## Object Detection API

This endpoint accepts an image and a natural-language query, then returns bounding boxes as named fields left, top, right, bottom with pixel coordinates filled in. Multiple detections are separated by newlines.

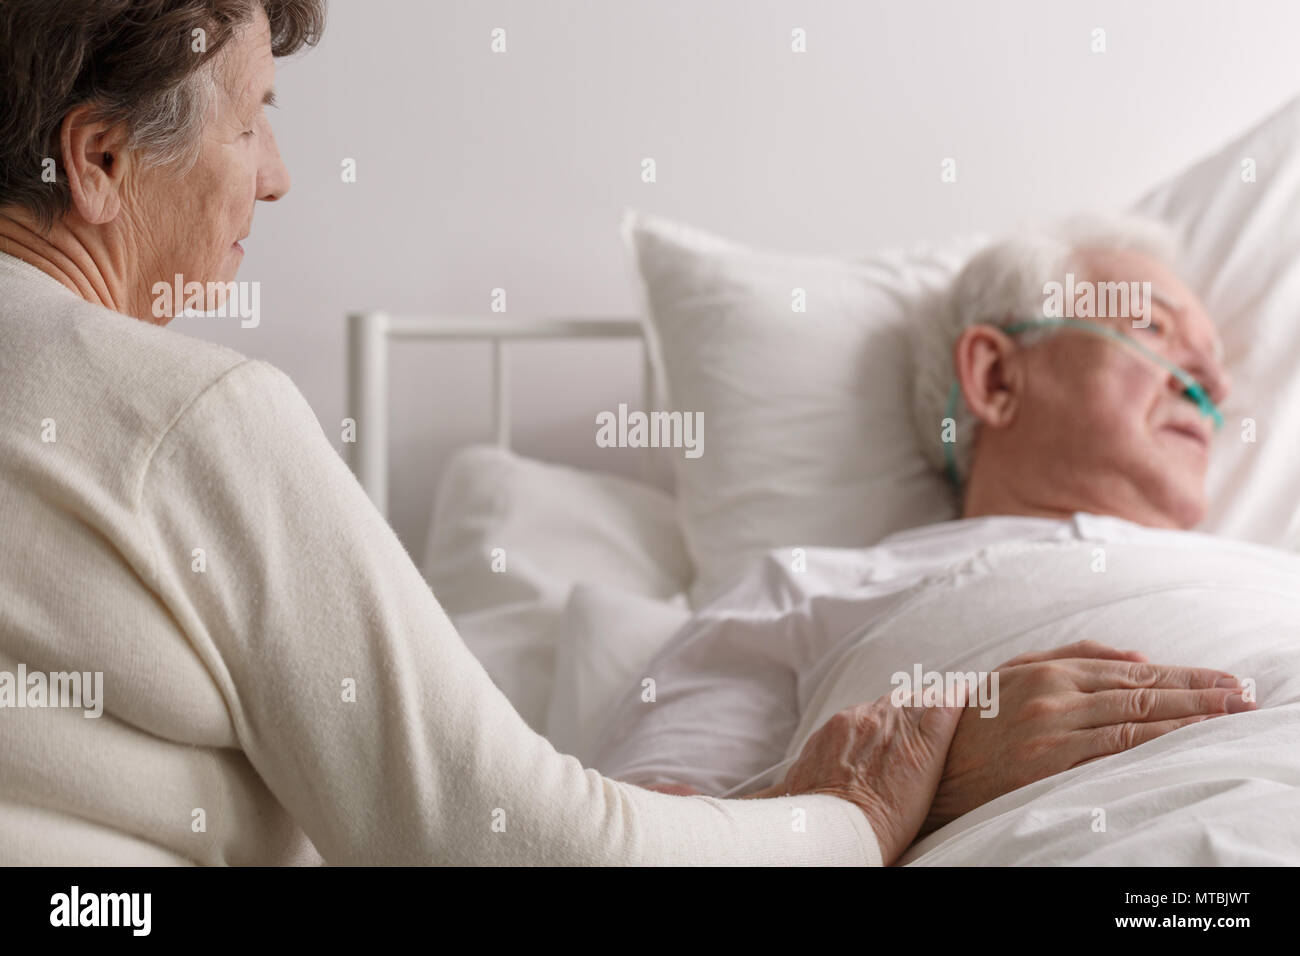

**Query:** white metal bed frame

left=346, top=312, right=657, bottom=518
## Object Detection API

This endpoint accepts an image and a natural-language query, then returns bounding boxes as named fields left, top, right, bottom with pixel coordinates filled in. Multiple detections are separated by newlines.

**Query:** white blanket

left=593, top=513, right=1300, bottom=865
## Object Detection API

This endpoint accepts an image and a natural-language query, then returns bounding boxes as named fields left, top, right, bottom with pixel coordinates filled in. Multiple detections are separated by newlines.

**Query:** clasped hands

left=643, top=640, right=1254, bottom=865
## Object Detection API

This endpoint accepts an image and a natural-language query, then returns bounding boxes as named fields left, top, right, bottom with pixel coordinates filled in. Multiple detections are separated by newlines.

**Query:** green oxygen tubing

left=941, top=317, right=1224, bottom=489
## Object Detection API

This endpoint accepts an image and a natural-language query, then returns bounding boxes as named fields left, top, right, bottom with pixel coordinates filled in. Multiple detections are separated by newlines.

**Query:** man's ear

left=952, top=324, right=1022, bottom=430
left=60, top=105, right=131, bottom=225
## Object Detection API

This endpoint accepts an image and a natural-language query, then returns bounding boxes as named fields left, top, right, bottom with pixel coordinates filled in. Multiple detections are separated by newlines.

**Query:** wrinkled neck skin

left=0, top=208, right=147, bottom=320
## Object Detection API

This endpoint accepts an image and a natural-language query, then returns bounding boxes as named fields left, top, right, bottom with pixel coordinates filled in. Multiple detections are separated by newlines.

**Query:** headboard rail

left=346, top=312, right=655, bottom=518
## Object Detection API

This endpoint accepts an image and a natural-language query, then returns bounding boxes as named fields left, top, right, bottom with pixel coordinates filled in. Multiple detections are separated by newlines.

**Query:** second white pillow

left=623, top=209, right=981, bottom=605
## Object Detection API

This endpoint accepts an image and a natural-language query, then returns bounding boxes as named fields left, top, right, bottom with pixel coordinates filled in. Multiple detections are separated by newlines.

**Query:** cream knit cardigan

left=0, top=253, right=880, bottom=866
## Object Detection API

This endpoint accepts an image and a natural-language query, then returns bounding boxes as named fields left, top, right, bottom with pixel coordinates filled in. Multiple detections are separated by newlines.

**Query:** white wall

left=175, top=0, right=1300, bottom=556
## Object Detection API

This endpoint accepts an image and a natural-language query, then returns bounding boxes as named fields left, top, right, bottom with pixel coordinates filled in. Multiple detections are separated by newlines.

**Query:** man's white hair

left=911, top=214, right=1182, bottom=488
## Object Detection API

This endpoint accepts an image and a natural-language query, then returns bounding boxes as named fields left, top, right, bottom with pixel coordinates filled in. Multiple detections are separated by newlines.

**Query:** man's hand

left=920, top=640, right=1254, bottom=835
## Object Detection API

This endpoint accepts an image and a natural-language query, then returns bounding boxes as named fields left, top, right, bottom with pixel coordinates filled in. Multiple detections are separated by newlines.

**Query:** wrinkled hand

left=921, top=640, right=1253, bottom=835
left=747, top=686, right=966, bottom=865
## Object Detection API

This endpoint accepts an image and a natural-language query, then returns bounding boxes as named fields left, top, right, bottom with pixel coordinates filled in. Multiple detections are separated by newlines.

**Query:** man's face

left=990, top=248, right=1230, bottom=529
left=122, top=8, right=289, bottom=316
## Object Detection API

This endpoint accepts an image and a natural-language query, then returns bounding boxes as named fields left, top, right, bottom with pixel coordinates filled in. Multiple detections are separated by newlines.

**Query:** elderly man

left=0, top=0, right=1003, bottom=868
left=917, top=218, right=1231, bottom=530
left=596, top=219, right=1256, bottom=844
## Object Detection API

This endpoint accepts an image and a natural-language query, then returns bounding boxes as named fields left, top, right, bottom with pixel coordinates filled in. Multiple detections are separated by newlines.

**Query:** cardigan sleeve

left=136, top=359, right=882, bottom=866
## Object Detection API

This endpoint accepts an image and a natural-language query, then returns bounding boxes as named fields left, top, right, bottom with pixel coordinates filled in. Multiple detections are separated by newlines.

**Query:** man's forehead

left=1079, top=245, right=1179, bottom=286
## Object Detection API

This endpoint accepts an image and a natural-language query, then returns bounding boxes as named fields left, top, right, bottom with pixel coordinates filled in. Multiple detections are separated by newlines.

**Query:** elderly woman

left=0, top=0, right=971, bottom=866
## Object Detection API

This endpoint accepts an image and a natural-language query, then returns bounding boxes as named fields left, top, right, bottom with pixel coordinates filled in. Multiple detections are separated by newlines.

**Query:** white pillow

left=1131, top=94, right=1300, bottom=550
left=624, top=96, right=1300, bottom=605
left=622, top=209, right=982, bottom=605
left=545, top=584, right=690, bottom=765
left=422, top=445, right=692, bottom=730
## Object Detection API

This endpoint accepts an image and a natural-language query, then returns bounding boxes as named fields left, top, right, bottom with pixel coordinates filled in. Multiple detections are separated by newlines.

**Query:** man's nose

left=1170, top=340, right=1231, bottom=406
left=257, top=125, right=291, bottom=202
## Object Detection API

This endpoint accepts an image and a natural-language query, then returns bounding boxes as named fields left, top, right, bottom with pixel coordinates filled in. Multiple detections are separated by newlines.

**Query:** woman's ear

left=60, top=106, right=130, bottom=225
left=952, top=324, right=1021, bottom=431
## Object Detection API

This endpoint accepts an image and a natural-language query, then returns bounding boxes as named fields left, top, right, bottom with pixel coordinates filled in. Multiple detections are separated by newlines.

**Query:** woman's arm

left=138, top=360, right=883, bottom=865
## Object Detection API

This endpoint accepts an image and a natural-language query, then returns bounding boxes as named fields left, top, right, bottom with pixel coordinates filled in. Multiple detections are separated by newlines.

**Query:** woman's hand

left=920, top=640, right=1252, bottom=835
left=746, top=686, right=966, bottom=865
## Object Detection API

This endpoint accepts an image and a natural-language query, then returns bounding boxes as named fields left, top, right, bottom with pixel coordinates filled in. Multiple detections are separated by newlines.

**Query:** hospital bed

left=343, top=93, right=1300, bottom=865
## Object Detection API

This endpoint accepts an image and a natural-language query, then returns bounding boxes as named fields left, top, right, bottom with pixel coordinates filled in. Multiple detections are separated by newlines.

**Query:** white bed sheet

left=593, top=513, right=1300, bottom=865
left=422, top=445, right=692, bottom=731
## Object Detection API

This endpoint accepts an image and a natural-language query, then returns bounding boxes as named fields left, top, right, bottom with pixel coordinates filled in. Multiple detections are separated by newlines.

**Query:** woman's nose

left=258, top=128, right=291, bottom=202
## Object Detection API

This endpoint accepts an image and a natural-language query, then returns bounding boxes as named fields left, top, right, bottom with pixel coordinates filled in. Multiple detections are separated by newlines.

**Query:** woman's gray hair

left=119, top=69, right=221, bottom=178
left=911, top=214, right=1182, bottom=488
left=0, top=0, right=325, bottom=230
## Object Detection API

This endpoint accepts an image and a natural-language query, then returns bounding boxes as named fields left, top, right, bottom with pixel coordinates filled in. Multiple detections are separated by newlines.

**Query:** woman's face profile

left=124, top=7, right=291, bottom=321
